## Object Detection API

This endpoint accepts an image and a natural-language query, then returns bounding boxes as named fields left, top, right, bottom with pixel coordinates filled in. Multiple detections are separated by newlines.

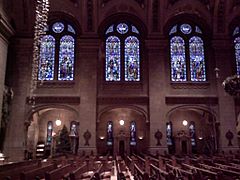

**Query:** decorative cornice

left=98, top=96, right=148, bottom=105
left=165, top=96, right=218, bottom=105
left=26, top=96, right=80, bottom=104
left=170, top=82, right=210, bottom=89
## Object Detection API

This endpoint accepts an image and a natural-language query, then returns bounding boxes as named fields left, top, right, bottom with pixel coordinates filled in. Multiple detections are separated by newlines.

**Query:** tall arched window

left=107, top=121, right=113, bottom=146
left=105, top=22, right=141, bottom=81
left=70, top=121, right=78, bottom=136
left=233, top=26, right=240, bottom=75
left=189, top=121, right=196, bottom=146
left=169, top=23, right=206, bottom=82
left=130, top=121, right=137, bottom=145
left=166, top=122, right=173, bottom=146
left=38, top=21, right=76, bottom=81
left=46, top=121, right=53, bottom=145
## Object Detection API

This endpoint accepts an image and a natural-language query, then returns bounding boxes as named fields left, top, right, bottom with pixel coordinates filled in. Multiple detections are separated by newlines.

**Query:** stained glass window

left=170, top=23, right=206, bottom=82
left=105, top=36, right=121, bottom=81
left=189, top=36, right=206, bottom=81
left=130, top=121, right=137, bottom=145
left=107, top=121, right=113, bottom=146
left=180, top=24, right=192, bottom=34
left=106, top=25, right=114, bottom=34
left=46, top=121, right=53, bottom=145
left=39, top=35, right=55, bottom=80
left=39, top=21, right=76, bottom=82
left=132, top=25, right=139, bottom=34
left=234, top=37, right=240, bottom=75
left=70, top=121, right=78, bottom=136
left=117, top=23, right=128, bottom=34
left=189, top=121, right=196, bottom=146
left=58, top=35, right=75, bottom=80
left=170, top=36, right=187, bottom=81
left=125, top=36, right=140, bottom=81
left=52, top=22, right=64, bottom=33
left=166, top=122, right=173, bottom=146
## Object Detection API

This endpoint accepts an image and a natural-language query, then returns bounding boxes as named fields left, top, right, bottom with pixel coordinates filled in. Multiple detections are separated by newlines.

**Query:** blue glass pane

left=170, top=36, right=187, bottom=81
left=233, top=27, right=240, bottom=36
left=234, top=37, right=240, bottom=75
left=52, top=22, right=65, bottom=33
left=39, top=35, right=55, bottom=80
left=189, top=36, right=206, bottom=81
left=46, top=121, right=53, bottom=144
left=180, top=24, right=192, bottom=34
left=105, top=36, right=121, bottom=81
left=117, top=23, right=128, bottom=34
left=169, top=25, right=177, bottom=35
left=58, top=35, right=75, bottom=81
left=195, top=26, right=202, bottom=34
left=166, top=122, right=173, bottom=145
left=132, top=25, right=139, bottom=34
left=189, top=122, right=196, bottom=146
left=67, top=25, right=76, bottom=34
left=130, top=121, right=136, bottom=145
left=107, top=121, right=113, bottom=146
left=124, top=36, right=140, bottom=81
left=106, top=25, right=114, bottom=34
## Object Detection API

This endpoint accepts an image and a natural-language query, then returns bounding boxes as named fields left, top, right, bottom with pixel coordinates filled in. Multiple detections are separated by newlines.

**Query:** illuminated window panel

left=39, top=35, right=55, bottom=80
left=105, top=36, right=121, bottom=81
left=52, top=22, right=64, bottom=33
left=166, top=122, right=173, bottom=146
left=107, top=121, right=113, bottom=146
left=58, top=35, right=75, bottom=80
left=46, top=121, right=53, bottom=145
left=189, top=36, right=206, bottom=81
left=125, top=36, right=140, bottom=81
left=130, top=121, right=136, bottom=146
left=189, top=121, right=196, bottom=146
left=170, top=36, right=187, bottom=81
left=234, top=37, right=240, bottom=75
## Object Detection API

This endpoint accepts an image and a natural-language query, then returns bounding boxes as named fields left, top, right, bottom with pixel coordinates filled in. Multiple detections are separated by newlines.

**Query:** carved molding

left=26, top=96, right=80, bottom=104
left=0, top=13, right=15, bottom=41
left=170, top=82, right=210, bottom=89
left=165, top=96, right=218, bottom=105
left=98, top=96, right=148, bottom=105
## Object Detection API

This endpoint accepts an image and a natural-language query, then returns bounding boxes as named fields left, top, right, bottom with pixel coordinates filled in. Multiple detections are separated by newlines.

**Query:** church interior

left=0, top=0, right=240, bottom=179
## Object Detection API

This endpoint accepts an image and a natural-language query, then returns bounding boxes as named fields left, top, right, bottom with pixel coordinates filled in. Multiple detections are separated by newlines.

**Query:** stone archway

left=166, top=107, right=218, bottom=155
left=97, top=107, right=148, bottom=156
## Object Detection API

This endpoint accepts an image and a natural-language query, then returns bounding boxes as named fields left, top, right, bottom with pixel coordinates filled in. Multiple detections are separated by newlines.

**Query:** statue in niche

left=83, top=130, right=91, bottom=146
left=225, top=130, right=234, bottom=146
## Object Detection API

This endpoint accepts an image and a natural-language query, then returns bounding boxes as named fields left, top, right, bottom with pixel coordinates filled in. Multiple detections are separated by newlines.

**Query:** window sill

left=37, top=81, right=75, bottom=88
left=170, top=82, right=210, bottom=89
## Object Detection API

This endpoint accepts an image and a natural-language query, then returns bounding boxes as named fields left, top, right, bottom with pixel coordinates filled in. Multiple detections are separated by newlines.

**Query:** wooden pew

left=0, top=161, right=40, bottom=179
left=45, top=163, right=75, bottom=180
left=0, top=159, right=40, bottom=172
left=20, top=163, right=57, bottom=180
left=150, top=163, right=169, bottom=180
left=166, top=163, right=193, bottom=180
left=182, top=163, right=219, bottom=180
left=69, top=163, right=87, bottom=180
left=134, top=164, right=149, bottom=180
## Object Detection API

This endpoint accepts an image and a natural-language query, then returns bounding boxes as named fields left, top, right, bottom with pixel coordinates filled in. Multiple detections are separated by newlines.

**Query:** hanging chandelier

left=222, top=75, right=240, bottom=96
left=29, top=0, right=50, bottom=106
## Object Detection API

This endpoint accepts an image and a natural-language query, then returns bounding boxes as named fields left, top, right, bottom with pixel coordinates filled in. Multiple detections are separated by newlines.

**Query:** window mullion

left=55, top=38, right=60, bottom=80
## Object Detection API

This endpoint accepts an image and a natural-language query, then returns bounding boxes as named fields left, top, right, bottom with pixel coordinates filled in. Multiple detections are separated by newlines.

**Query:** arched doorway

left=166, top=107, right=218, bottom=155
left=97, top=107, right=148, bottom=156
left=26, top=107, right=79, bottom=159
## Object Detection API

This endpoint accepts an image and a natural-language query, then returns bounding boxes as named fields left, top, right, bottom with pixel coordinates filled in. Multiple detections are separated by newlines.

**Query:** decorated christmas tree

left=56, top=125, right=71, bottom=153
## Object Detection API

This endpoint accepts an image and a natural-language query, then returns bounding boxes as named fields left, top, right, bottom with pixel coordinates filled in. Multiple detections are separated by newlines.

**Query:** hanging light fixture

left=29, top=0, right=50, bottom=106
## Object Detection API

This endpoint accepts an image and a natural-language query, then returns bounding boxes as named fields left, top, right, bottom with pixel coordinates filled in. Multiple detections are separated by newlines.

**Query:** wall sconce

left=55, top=119, right=61, bottom=126
left=138, top=136, right=144, bottom=140
left=198, top=136, right=203, bottom=140
left=182, top=120, right=188, bottom=126
left=99, top=136, right=105, bottom=140
left=119, top=119, right=124, bottom=126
